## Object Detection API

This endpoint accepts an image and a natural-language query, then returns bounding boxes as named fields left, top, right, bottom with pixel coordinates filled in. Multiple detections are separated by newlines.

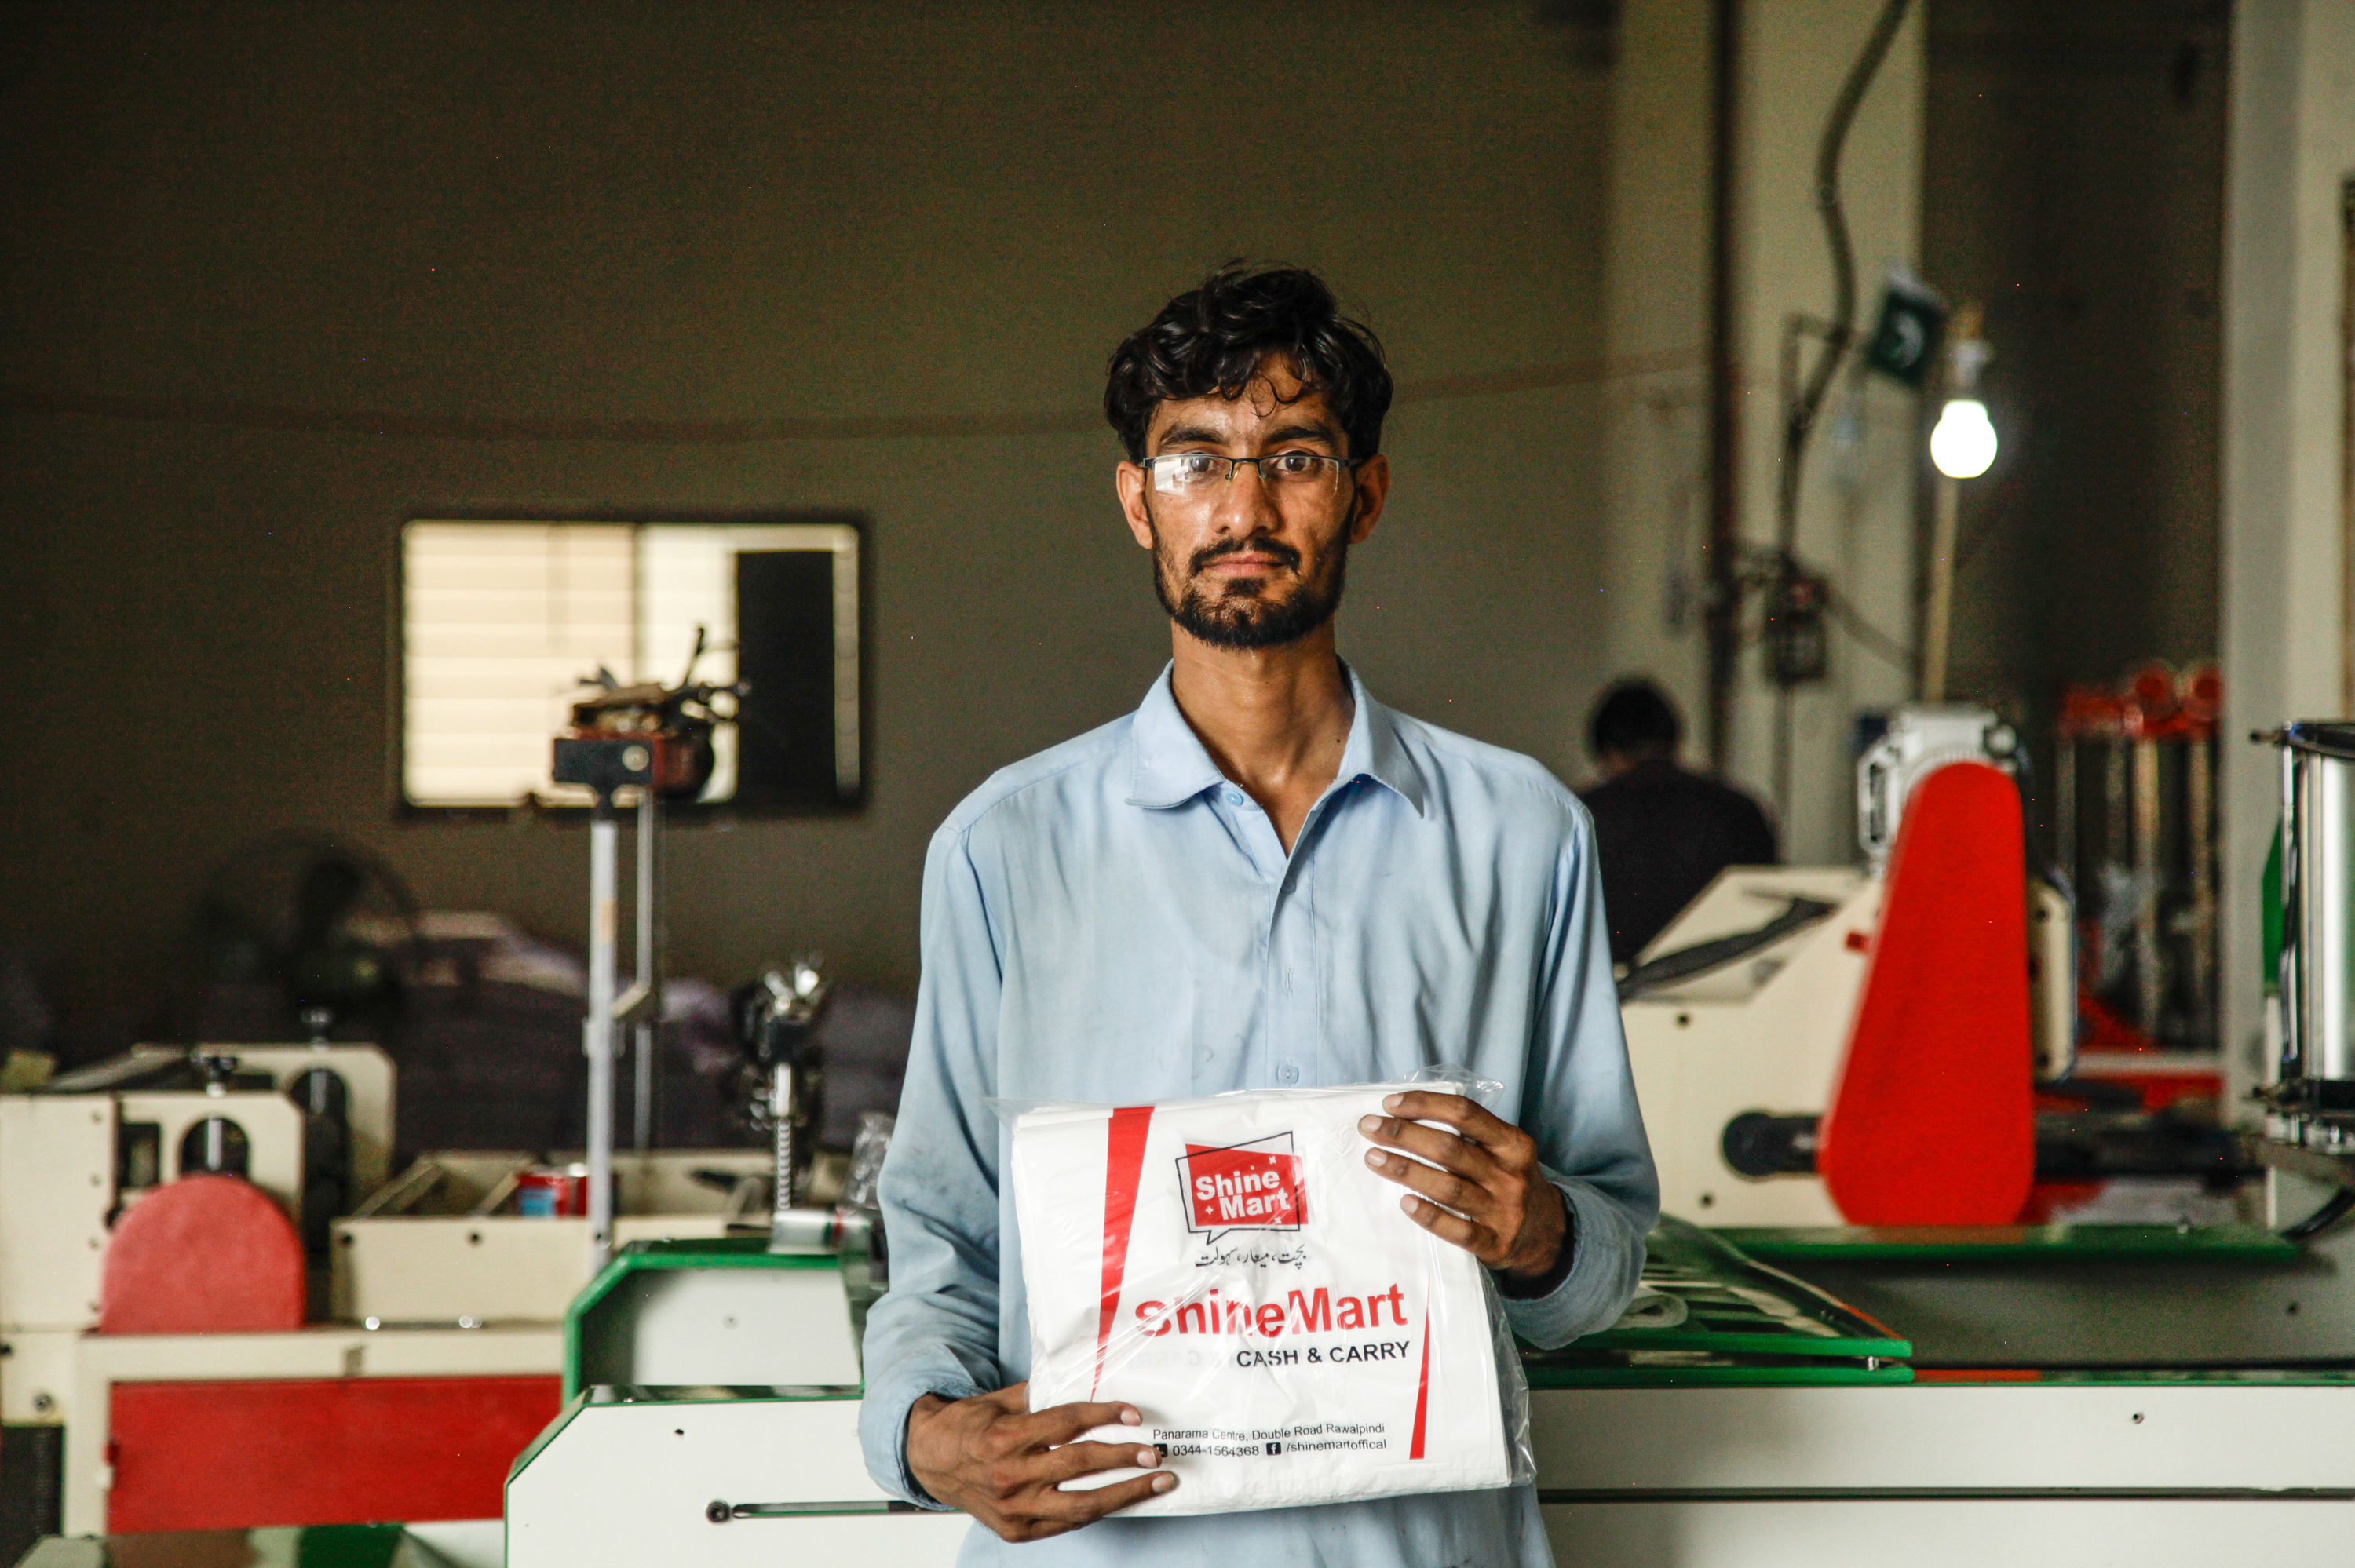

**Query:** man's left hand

left=1359, top=1092, right=1567, bottom=1285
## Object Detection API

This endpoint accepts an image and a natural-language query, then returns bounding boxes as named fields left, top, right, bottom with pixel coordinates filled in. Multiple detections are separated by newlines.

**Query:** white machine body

left=1622, top=869, right=1877, bottom=1225
left=0, top=1045, right=394, bottom=1346
left=1857, top=705, right=2019, bottom=870
left=331, top=1148, right=775, bottom=1325
left=1624, top=867, right=2070, bottom=1226
left=1624, top=701, right=2068, bottom=1226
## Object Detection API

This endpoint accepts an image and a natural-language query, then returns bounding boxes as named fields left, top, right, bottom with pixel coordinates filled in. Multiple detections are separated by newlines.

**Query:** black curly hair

left=1104, top=264, right=1393, bottom=462
left=1589, top=679, right=1683, bottom=760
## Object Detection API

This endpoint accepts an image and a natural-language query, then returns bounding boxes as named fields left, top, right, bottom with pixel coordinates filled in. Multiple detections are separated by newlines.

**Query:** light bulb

left=1930, top=397, right=1998, bottom=479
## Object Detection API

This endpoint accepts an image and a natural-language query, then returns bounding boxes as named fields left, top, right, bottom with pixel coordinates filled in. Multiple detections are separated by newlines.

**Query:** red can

left=513, top=1165, right=591, bottom=1217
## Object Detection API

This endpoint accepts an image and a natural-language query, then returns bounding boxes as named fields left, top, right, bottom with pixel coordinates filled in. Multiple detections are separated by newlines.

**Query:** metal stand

left=582, top=786, right=665, bottom=1274
left=551, top=656, right=734, bottom=1274
left=585, top=797, right=619, bottom=1271
left=633, top=788, right=663, bottom=1151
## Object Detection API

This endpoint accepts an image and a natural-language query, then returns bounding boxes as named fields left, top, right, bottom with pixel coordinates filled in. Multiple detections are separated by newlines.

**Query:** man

left=860, top=264, right=1656, bottom=1565
left=1579, top=679, right=1779, bottom=967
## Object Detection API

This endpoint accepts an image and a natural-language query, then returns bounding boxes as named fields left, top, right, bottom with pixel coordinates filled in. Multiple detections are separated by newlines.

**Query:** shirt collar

left=1126, top=661, right=1428, bottom=816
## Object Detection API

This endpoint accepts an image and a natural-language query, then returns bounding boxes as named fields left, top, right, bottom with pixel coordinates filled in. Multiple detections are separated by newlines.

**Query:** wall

left=1598, top=0, right=2236, bottom=878
left=2222, top=0, right=2355, bottom=1110
left=1597, top=0, right=1928, bottom=866
left=1724, top=0, right=1926, bottom=862
left=0, top=2, right=1623, bottom=1045
left=1922, top=0, right=2229, bottom=797
left=1599, top=0, right=1715, bottom=729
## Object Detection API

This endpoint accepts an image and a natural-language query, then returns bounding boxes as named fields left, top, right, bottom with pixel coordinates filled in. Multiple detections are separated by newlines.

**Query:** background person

left=1579, top=678, right=1780, bottom=967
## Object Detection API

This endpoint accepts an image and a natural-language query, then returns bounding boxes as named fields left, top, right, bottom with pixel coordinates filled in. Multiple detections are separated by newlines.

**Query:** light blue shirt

left=860, top=663, right=1658, bottom=1567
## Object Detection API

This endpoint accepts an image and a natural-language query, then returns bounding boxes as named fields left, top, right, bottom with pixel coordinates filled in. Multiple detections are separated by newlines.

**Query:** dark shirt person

left=1577, top=680, right=1779, bottom=966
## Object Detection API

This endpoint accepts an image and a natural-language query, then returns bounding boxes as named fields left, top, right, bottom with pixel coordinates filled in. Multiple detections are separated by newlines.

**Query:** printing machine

left=0, top=1040, right=780, bottom=1545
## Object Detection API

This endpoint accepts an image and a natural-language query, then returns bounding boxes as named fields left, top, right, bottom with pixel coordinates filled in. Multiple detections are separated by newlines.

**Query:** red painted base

left=108, top=1374, right=563, bottom=1533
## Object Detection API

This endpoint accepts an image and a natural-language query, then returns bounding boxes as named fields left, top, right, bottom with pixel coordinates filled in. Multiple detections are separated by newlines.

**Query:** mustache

left=1188, top=534, right=1302, bottom=575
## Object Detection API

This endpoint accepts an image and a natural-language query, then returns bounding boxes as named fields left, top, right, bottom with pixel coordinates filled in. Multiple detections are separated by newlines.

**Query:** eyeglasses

left=1139, top=450, right=1361, bottom=505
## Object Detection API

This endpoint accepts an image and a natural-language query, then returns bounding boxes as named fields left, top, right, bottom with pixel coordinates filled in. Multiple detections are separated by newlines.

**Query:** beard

left=1147, top=502, right=1354, bottom=651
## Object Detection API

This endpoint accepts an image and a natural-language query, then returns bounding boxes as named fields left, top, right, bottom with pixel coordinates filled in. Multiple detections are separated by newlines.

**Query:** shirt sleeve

left=1500, top=798, right=1662, bottom=1349
left=856, top=823, right=1009, bottom=1505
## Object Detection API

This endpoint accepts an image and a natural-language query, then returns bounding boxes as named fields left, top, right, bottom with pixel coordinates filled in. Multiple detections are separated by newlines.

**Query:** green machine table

left=356, top=1220, right=2354, bottom=1566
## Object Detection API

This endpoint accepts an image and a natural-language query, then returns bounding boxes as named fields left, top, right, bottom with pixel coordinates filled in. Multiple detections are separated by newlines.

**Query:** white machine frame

left=506, top=1380, right=2355, bottom=1566
left=1624, top=866, right=2071, bottom=1225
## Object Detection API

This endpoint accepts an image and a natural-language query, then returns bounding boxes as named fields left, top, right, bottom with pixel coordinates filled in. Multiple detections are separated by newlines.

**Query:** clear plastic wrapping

left=992, top=1070, right=1538, bottom=1518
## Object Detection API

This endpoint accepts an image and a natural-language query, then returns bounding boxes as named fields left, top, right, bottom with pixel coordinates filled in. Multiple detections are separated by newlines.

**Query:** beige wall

left=1599, top=0, right=1715, bottom=727
left=1726, top=0, right=1926, bottom=864
left=2222, top=0, right=2355, bottom=1110
left=1601, top=0, right=1926, bottom=863
left=0, top=2, right=1622, bottom=1033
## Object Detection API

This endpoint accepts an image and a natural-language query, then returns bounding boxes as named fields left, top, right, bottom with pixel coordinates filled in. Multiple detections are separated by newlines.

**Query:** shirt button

left=1225, top=789, right=1244, bottom=806
left=1278, top=1062, right=1300, bottom=1085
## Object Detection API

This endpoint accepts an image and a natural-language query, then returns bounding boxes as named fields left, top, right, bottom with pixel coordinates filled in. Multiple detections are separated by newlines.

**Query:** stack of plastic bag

left=1006, top=1078, right=1534, bottom=1517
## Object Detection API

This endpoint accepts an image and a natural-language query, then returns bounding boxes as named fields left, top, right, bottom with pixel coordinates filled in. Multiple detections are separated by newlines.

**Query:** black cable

left=2280, top=1187, right=2355, bottom=1242
left=1775, top=0, right=1916, bottom=552
left=1762, top=0, right=1914, bottom=824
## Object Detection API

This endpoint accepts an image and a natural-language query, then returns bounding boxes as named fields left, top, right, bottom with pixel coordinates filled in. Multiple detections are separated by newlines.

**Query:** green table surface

left=1523, top=1218, right=1913, bottom=1386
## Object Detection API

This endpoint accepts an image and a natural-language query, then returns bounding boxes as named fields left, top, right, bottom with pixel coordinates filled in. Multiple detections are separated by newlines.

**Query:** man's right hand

left=906, top=1384, right=1176, bottom=1542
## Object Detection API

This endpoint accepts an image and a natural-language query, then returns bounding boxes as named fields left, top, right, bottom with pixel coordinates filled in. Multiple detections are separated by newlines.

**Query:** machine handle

left=706, top=1498, right=918, bottom=1522
left=1618, top=897, right=1839, bottom=1000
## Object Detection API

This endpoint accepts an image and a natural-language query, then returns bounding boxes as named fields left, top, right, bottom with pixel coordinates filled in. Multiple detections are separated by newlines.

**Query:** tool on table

left=732, top=958, right=834, bottom=1251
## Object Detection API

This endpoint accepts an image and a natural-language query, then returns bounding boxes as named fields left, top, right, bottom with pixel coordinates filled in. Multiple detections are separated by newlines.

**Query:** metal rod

left=2282, top=741, right=2304, bottom=1092
left=633, top=786, right=660, bottom=1151
left=2340, top=175, right=2355, bottom=712
left=1703, top=0, right=1743, bottom=774
left=2188, top=731, right=2215, bottom=1041
left=1921, top=472, right=1959, bottom=702
left=2134, top=738, right=2163, bottom=1037
left=586, top=801, right=619, bottom=1272
left=772, top=1059, right=797, bottom=1226
left=2105, top=738, right=2129, bottom=870
left=2055, top=736, right=2077, bottom=893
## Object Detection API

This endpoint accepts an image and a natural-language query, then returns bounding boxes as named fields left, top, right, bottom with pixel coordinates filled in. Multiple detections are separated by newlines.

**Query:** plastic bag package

left=1001, top=1074, right=1537, bottom=1518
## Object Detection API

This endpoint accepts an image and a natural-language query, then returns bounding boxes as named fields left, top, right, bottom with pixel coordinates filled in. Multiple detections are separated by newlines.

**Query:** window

left=399, top=519, right=861, bottom=812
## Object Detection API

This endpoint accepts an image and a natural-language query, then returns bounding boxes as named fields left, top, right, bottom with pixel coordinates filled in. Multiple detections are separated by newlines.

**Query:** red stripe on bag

left=1094, top=1105, right=1156, bottom=1397
left=1409, top=1289, right=1431, bottom=1460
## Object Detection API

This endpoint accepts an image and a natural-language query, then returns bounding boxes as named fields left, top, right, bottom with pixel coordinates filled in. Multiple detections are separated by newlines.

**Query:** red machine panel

left=108, top=1375, right=562, bottom=1533
left=1818, top=760, right=2036, bottom=1223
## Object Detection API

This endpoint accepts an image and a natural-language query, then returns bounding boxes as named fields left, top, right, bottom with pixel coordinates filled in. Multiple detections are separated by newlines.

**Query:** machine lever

left=706, top=1498, right=915, bottom=1522
left=1618, top=898, right=1838, bottom=999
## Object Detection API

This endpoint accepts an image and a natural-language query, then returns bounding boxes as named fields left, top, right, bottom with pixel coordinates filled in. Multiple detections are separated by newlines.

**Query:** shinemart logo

left=1179, top=1132, right=1306, bottom=1239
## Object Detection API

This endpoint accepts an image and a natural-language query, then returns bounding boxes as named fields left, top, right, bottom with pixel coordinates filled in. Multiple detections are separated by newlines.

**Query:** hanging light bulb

left=1930, top=396, right=1998, bottom=479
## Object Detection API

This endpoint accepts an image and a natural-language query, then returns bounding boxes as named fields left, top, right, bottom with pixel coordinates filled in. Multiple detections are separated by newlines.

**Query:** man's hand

left=1359, top=1091, right=1568, bottom=1285
left=906, top=1383, right=1175, bottom=1541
